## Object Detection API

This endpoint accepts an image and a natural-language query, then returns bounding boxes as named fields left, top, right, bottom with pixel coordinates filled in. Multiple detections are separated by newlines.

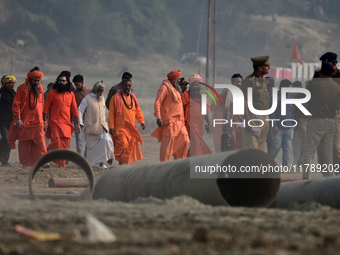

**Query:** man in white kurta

left=78, top=81, right=114, bottom=169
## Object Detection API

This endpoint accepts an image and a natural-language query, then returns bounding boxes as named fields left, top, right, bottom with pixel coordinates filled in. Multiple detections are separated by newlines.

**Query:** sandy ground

left=0, top=135, right=338, bottom=254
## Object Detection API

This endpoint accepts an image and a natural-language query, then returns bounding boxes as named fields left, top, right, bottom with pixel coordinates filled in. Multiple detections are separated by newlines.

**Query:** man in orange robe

left=109, top=79, right=145, bottom=165
left=10, top=66, right=47, bottom=167
left=44, top=72, right=80, bottom=167
left=151, top=70, right=190, bottom=161
left=182, top=74, right=212, bottom=157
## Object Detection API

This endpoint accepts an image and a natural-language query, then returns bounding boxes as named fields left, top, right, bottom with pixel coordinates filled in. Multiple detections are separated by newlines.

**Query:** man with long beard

left=151, top=70, right=190, bottom=161
left=182, top=74, right=211, bottom=157
left=109, top=79, right=145, bottom=165
left=78, top=81, right=114, bottom=169
left=9, top=67, right=47, bottom=168
left=44, top=72, right=80, bottom=168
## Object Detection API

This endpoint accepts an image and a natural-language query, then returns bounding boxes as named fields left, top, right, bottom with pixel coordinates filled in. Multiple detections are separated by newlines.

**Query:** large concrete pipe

left=276, top=176, right=340, bottom=209
left=92, top=149, right=281, bottom=207
left=29, top=149, right=95, bottom=200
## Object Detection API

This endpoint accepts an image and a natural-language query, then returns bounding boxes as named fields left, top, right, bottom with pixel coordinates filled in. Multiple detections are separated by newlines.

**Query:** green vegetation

left=0, top=0, right=339, bottom=85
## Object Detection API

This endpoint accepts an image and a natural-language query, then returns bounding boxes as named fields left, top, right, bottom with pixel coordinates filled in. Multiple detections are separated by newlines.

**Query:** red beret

left=167, top=70, right=181, bottom=80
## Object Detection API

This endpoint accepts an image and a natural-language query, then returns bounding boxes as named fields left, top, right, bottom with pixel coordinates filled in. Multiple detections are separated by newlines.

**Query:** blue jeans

left=268, top=128, right=294, bottom=166
left=73, top=120, right=84, bottom=156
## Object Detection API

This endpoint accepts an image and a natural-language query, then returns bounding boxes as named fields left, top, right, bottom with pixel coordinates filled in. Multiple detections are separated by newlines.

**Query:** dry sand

left=0, top=135, right=339, bottom=254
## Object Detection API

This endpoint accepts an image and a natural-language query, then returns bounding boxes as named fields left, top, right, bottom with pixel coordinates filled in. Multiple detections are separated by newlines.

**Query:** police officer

left=313, top=52, right=340, bottom=84
left=240, top=55, right=271, bottom=151
left=302, top=62, right=340, bottom=179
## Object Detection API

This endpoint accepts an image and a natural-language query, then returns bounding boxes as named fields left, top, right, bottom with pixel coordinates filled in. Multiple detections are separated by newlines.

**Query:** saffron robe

left=44, top=89, right=79, bottom=167
left=11, top=83, right=47, bottom=166
left=182, top=90, right=212, bottom=157
left=151, top=80, right=190, bottom=161
left=109, top=93, right=144, bottom=165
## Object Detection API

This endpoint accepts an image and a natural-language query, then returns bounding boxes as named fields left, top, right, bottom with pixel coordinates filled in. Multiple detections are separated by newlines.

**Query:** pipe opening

left=217, top=149, right=280, bottom=207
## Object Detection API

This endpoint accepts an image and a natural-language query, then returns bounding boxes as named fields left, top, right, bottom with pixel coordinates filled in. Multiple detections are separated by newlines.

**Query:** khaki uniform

left=240, top=72, right=270, bottom=151
left=302, top=78, right=340, bottom=179
left=332, top=68, right=340, bottom=170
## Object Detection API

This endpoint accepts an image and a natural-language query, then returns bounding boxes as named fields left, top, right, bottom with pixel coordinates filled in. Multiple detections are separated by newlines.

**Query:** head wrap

left=167, top=70, right=181, bottom=80
left=27, top=70, right=44, bottom=80
left=321, top=61, right=335, bottom=76
left=2, top=75, right=16, bottom=83
left=1, top=76, right=16, bottom=88
left=189, top=74, right=203, bottom=84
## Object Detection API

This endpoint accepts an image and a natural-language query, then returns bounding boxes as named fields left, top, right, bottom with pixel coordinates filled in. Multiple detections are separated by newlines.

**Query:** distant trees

left=0, top=0, right=182, bottom=58
left=0, top=0, right=338, bottom=61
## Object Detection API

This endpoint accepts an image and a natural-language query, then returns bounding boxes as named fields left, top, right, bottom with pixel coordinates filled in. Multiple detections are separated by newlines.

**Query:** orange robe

left=151, top=80, right=190, bottom=161
left=11, top=83, right=47, bottom=166
left=109, top=93, right=144, bottom=164
left=44, top=89, right=78, bottom=167
left=182, top=90, right=212, bottom=157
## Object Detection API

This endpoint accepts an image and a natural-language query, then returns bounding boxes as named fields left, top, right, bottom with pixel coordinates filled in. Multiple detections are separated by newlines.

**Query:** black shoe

left=2, top=162, right=11, bottom=166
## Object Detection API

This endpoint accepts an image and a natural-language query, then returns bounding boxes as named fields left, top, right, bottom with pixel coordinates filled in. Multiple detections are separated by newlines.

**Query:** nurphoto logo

left=199, top=83, right=312, bottom=128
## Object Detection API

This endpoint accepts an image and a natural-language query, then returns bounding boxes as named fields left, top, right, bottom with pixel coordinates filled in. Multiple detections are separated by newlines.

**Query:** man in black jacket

left=0, top=75, right=16, bottom=166
left=105, top=72, right=132, bottom=109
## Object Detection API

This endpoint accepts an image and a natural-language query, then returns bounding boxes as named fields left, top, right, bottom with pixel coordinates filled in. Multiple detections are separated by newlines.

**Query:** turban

left=167, top=70, right=181, bottom=80
left=189, top=74, right=203, bottom=84
left=1, top=75, right=16, bottom=88
left=27, top=70, right=44, bottom=80
left=2, top=75, right=16, bottom=83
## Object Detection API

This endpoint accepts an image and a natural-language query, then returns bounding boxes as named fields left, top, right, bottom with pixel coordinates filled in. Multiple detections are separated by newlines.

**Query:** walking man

left=78, top=81, right=114, bottom=169
left=0, top=75, right=16, bottom=166
left=44, top=72, right=80, bottom=167
left=72, top=74, right=91, bottom=155
left=9, top=67, right=47, bottom=167
left=109, top=79, right=145, bottom=165
left=151, top=70, right=190, bottom=161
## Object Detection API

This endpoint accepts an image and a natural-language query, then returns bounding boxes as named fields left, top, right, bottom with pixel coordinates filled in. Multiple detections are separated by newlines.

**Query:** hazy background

left=0, top=0, right=339, bottom=128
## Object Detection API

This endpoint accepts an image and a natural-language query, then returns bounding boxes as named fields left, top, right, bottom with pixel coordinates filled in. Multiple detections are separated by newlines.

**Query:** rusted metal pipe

left=29, top=149, right=95, bottom=200
left=92, top=149, right=281, bottom=207
left=48, top=178, right=97, bottom=188
left=276, top=176, right=340, bottom=209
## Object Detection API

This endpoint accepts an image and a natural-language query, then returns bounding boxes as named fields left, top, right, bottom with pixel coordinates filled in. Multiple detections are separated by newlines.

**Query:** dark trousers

left=0, top=125, right=11, bottom=164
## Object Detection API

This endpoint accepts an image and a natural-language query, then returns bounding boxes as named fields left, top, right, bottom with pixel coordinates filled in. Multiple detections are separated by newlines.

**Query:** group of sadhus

left=4, top=51, right=339, bottom=177
left=0, top=66, right=216, bottom=168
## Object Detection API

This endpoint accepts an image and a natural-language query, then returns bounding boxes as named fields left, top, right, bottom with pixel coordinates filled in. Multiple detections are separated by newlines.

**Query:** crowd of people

left=0, top=51, right=339, bottom=179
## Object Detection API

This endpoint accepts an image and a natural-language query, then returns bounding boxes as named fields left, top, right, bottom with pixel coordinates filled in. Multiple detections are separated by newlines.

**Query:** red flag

left=289, top=42, right=303, bottom=65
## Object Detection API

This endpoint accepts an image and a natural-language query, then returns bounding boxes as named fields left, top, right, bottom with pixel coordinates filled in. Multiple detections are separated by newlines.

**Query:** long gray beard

left=96, top=94, right=103, bottom=101
left=174, top=81, right=182, bottom=95
left=190, top=87, right=201, bottom=99
left=31, top=84, right=40, bottom=98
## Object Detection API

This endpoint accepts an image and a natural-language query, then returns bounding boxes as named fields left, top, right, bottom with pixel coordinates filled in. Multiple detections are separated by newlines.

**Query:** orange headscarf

left=189, top=74, right=203, bottom=84
left=167, top=70, right=181, bottom=80
left=23, top=70, right=44, bottom=91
